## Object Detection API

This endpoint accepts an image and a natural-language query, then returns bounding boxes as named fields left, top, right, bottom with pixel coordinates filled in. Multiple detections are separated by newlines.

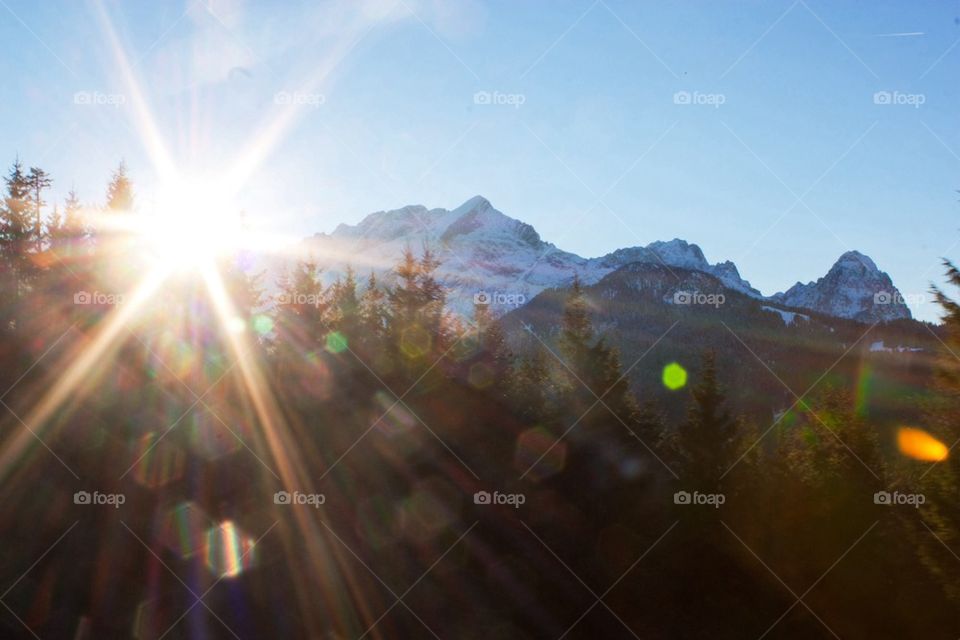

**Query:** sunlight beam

left=92, top=0, right=178, bottom=184
left=0, top=265, right=173, bottom=483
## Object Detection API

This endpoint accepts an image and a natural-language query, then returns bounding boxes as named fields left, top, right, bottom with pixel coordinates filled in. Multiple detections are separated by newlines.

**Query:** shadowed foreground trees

left=0, top=161, right=956, bottom=637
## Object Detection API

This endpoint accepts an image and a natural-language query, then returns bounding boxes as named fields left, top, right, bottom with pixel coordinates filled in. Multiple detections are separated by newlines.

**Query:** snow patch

left=869, top=340, right=923, bottom=353
left=762, top=306, right=808, bottom=325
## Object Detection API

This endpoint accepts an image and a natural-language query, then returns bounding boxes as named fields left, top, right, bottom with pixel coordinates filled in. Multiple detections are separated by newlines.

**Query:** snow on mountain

left=761, top=306, right=809, bottom=326
left=298, top=196, right=761, bottom=315
left=292, top=197, right=909, bottom=323
left=771, top=251, right=911, bottom=323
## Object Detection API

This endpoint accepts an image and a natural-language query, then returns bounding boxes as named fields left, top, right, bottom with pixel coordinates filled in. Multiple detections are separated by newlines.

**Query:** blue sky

left=0, top=0, right=958, bottom=321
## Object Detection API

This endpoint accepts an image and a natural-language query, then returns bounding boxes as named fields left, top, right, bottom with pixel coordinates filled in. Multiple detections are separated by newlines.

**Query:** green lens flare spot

left=252, top=315, right=273, bottom=336
left=662, top=362, right=687, bottom=390
left=326, top=331, right=348, bottom=354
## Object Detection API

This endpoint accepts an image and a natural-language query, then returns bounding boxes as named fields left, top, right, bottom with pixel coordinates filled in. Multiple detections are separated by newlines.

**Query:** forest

left=2, top=160, right=960, bottom=638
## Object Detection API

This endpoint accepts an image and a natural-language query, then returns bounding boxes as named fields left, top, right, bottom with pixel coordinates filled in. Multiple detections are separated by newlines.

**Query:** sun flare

left=139, top=177, right=245, bottom=271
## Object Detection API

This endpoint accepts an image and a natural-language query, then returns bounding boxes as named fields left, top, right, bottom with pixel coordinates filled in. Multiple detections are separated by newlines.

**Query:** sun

left=139, top=177, right=246, bottom=271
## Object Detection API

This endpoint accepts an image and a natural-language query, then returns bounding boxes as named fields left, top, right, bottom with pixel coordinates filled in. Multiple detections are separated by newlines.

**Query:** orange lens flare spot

left=897, top=427, right=948, bottom=462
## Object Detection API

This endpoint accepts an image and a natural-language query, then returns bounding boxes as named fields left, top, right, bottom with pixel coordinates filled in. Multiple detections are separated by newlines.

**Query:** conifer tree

left=274, top=259, right=326, bottom=355
left=105, top=161, right=133, bottom=213
left=0, top=159, right=35, bottom=327
left=388, top=246, right=420, bottom=330
left=331, top=266, right=359, bottom=331
left=559, top=276, right=593, bottom=379
left=219, top=250, right=264, bottom=323
left=27, top=166, right=51, bottom=252
left=472, top=300, right=513, bottom=399
left=910, top=261, right=960, bottom=600
left=588, top=336, right=641, bottom=430
left=556, top=277, right=639, bottom=426
left=673, top=351, right=739, bottom=489
left=386, top=245, right=452, bottom=364
left=416, top=246, right=447, bottom=344
left=509, top=348, right=553, bottom=423
left=358, top=271, right=388, bottom=354
left=48, top=189, right=86, bottom=256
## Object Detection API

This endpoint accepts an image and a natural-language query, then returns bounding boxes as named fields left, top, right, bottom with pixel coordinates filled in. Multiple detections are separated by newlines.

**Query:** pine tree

left=480, top=307, right=511, bottom=366
left=911, top=261, right=960, bottom=600
left=274, top=259, right=327, bottom=355
left=331, top=266, right=359, bottom=330
left=89, top=165, right=138, bottom=296
left=556, top=277, right=641, bottom=424
left=932, top=260, right=960, bottom=394
left=388, top=246, right=420, bottom=330
left=636, top=399, right=667, bottom=447
left=417, top=246, right=447, bottom=344
left=0, top=159, right=35, bottom=328
left=472, top=300, right=513, bottom=399
left=559, top=276, right=593, bottom=379
left=358, top=271, right=388, bottom=353
left=509, top=349, right=553, bottom=423
left=105, top=161, right=133, bottom=213
left=48, top=189, right=86, bottom=256
left=673, top=351, right=739, bottom=489
left=27, top=166, right=51, bottom=252
left=588, top=337, right=641, bottom=429
left=386, top=245, right=452, bottom=366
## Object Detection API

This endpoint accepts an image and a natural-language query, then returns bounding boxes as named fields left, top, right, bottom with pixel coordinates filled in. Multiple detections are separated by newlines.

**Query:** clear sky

left=0, top=0, right=958, bottom=321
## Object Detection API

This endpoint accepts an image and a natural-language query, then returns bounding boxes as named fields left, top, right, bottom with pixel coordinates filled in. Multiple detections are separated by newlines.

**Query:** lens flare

left=325, top=331, right=348, bottom=354
left=897, top=427, right=948, bottom=462
left=662, top=362, right=687, bottom=391
left=160, top=501, right=213, bottom=559
left=204, top=520, right=256, bottom=579
left=854, top=361, right=874, bottom=417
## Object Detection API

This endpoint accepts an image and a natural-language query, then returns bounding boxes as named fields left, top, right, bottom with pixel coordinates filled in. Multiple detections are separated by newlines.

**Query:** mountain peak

left=774, top=250, right=909, bottom=323
left=441, top=196, right=544, bottom=248
left=645, top=239, right=709, bottom=270
left=451, top=195, right=493, bottom=216
left=834, top=250, right=879, bottom=274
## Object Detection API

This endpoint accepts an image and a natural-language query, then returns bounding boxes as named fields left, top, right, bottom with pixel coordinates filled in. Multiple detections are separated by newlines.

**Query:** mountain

left=295, top=196, right=908, bottom=323
left=501, top=261, right=936, bottom=422
left=772, top=251, right=911, bottom=323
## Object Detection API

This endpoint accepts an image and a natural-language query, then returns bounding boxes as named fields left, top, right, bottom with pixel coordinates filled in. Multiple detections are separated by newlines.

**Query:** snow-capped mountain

left=771, top=251, right=910, bottom=323
left=295, top=196, right=909, bottom=323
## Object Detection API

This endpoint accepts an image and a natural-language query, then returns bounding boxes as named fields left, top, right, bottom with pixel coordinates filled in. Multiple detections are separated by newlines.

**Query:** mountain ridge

left=298, top=196, right=911, bottom=323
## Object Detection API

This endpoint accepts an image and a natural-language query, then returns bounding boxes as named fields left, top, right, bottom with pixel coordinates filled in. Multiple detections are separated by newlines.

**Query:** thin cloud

left=871, top=31, right=925, bottom=37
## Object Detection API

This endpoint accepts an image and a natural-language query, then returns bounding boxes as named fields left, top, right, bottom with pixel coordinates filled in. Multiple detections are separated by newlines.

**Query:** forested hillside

left=1, top=162, right=960, bottom=637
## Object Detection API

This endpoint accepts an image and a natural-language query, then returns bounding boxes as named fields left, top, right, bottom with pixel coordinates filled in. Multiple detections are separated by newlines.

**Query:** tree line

left=1, top=159, right=960, bottom=637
